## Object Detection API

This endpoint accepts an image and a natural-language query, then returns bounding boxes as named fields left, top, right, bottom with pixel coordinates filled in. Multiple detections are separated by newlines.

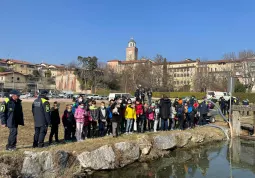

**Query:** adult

left=219, top=97, right=226, bottom=115
left=147, top=89, right=153, bottom=106
left=32, top=90, right=51, bottom=148
left=198, top=98, right=209, bottom=126
left=141, top=88, right=145, bottom=104
left=0, top=90, right=24, bottom=151
left=159, top=95, right=171, bottom=131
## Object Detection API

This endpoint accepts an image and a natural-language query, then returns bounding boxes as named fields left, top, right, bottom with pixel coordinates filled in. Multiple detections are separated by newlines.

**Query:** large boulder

left=153, top=134, right=177, bottom=150
left=21, top=151, right=55, bottom=178
left=174, top=132, right=192, bottom=147
left=114, top=142, right=140, bottom=167
left=77, top=145, right=116, bottom=170
left=137, top=135, right=152, bottom=155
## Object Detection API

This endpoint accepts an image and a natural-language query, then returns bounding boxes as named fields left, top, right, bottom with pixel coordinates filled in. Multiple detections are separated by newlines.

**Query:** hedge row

left=232, top=93, right=255, bottom=103
left=152, top=92, right=206, bottom=99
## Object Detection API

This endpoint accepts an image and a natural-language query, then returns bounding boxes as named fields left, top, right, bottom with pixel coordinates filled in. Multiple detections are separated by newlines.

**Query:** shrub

left=233, top=93, right=255, bottom=103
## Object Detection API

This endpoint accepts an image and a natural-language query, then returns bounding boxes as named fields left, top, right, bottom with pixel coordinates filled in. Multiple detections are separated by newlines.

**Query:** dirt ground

left=0, top=100, right=73, bottom=151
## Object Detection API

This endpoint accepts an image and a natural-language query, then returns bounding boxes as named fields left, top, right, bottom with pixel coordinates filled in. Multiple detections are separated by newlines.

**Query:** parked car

left=20, top=94, right=29, bottom=99
left=108, top=93, right=136, bottom=102
left=101, top=95, right=109, bottom=100
left=87, top=94, right=100, bottom=100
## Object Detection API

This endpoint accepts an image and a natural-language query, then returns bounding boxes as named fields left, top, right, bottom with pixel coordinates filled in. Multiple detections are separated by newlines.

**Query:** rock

left=191, top=134, right=205, bottom=143
left=55, top=150, right=70, bottom=169
left=21, top=151, right=54, bottom=178
left=153, top=134, right=177, bottom=150
left=114, top=142, right=140, bottom=167
left=174, top=132, right=192, bottom=147
left=77, top=145, right=115, bottom=170
left=137, top=135, right=152, bottom=155
left=0, top=163, right=13, bottom=178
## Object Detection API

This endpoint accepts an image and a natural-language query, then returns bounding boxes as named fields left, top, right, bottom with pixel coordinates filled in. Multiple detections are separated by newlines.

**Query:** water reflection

left=91, top=139, right=255, bottom=178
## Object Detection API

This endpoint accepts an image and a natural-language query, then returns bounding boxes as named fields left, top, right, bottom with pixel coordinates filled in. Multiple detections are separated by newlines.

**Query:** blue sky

left=1, top=0, right=255, bottom=64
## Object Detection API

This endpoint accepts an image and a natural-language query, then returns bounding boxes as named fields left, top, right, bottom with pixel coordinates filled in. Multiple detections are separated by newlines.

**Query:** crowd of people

left=1, top=88, right=247, bottom=151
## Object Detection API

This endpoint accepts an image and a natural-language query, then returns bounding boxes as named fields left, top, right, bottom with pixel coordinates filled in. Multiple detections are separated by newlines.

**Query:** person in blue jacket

left=0, top=90, right=24, bottom=151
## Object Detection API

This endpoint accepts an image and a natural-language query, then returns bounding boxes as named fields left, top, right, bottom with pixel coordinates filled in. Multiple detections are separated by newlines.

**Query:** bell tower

left=126, top=38, right=138, bottom=61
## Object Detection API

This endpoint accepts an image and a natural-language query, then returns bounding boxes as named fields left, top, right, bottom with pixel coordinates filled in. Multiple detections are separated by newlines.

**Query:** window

left=215, top=68, right=217, bottom=71
left=211, top=68, right=212, bottom=72
left=174, top=74, right=176, bottom=77
left=17, top=77, right=20, bottom=81
left=20, top=65, right=24, bottom=68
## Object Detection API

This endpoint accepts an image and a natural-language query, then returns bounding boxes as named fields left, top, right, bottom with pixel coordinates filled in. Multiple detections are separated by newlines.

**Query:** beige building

left=108, top=38, right=153, bottom=72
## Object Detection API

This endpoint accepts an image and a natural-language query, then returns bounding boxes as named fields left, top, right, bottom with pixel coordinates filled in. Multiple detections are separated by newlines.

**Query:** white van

left=108, top=93, right=136, bottom=102
left=206, top=91, right=231, bottom=100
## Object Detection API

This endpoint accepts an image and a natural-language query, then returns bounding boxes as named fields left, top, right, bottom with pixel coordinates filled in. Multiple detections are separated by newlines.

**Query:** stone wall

left=0, top=126, right=228, bottom=178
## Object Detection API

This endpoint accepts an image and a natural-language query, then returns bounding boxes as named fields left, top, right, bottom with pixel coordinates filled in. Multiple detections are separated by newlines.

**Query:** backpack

left=107, top=107, right=113, bottom=119
left=188, top=106, right=193, bottom=113
left=177, top=106, right=183, bottom=115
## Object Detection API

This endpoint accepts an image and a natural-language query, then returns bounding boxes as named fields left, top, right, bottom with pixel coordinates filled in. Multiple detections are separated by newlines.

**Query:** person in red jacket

left=135, top=100, right=145, bottom=133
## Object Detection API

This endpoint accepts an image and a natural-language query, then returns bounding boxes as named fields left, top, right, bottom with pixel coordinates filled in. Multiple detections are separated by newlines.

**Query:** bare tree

left=154, top=54, right=164, bottom=63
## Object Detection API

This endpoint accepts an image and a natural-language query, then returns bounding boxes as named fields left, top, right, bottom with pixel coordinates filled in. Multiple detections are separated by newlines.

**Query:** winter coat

left=84, top=110, right=92, bottom=126
left=147, top=107, right=155, bottom=120
left=135, top=104, right=144, bottom=116
left=170, top=106, right=176, bottom=119
left=32, top=96, right=51, bottom=127
left=89, top=105, right=99, bottom=122
left=155, top=108, right=160, bottom=120
left=125, top=105, right=136, bottom=120
left=62, top=110, right=76, bottom=128
left=98, top=107, right=108, bottom=123
left=50, top=108, right=60, bottom=126
left=199, top=101, right=209, bottom=115
left=74, top=107, right=85, bottom=123
left=147, top=91, right=152, bottom=98
left=111, top=102, right=121, bottom=122
left=0, top=98, right=24, bottom=128
left=159, top=98, right=171, bottom=119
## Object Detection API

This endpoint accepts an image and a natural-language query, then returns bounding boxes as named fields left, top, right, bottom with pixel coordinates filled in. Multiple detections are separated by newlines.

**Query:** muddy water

left=90, top=139, right=255, bottom=178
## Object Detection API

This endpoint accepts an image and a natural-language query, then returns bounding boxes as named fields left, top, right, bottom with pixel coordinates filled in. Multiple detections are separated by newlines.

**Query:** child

left=135, top=100, right=145, bottom=133
left=74, top=103, right=85, bottom=141
left=154, top=102, right=160, bottom=132
left=62, top=105, right=76, bottom=142
left=125, top=99, right=136, bottom=134
left=89, top=100, right=99, bottom=138
left=170, top=105, right=176, bottom=130
left=98, top=102, right=108, bottom=137
left=49, top=101, right=60, bottom=145
left=83, top=104, right=92, bottom=139
left=106, top=100, right=114, bottom=135
left=147, top=103, right=155, bottom=132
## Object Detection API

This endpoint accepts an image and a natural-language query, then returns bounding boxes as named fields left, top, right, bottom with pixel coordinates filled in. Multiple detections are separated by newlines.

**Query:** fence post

left=232, top=111, right=241, bottom=137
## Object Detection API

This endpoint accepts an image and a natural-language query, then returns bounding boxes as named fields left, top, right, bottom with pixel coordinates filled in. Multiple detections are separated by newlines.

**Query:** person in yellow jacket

left=125, top=99, right=136, bottom=134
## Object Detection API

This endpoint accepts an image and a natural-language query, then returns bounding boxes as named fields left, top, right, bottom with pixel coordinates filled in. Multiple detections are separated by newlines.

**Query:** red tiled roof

left=120, top=60, right=151, bottom=64
left=0, top=72, right=25, bottom=76
left=107, top=59, right=120, bottom=62
left=1, top=59, right=34, bottom=65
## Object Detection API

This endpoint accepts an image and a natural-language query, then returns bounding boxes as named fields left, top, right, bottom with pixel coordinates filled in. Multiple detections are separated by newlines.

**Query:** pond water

left=90, top=139, right=255, bottom=178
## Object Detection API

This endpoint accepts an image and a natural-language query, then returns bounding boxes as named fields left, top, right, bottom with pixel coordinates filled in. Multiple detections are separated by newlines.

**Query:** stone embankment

left=0, top=126, right=228, bottom=178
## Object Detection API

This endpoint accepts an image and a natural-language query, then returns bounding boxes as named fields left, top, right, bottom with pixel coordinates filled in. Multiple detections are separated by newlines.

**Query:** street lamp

left=7, top=60, right=15, bottom=89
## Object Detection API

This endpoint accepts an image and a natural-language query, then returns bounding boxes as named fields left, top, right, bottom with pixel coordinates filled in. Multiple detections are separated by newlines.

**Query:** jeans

left=33, top=126, right=48, bottom=148
left=126, top=119, right=133, bottom=133
left=99, top=122, right=106, bottom=137
left=91, top=121, right=98, bottom=138
left=49, top=125, right=59, bottom=143
left=112, top=122, right=119, bottom=137
left=178, top=115, right=184, bottom=130
left=106, top=121, right=112, bottom=135
left=7, top=127, right=18, bottom=149
left=161, top=118, right=168, bottom=131
left=76, top=122, right=84, bottom=141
